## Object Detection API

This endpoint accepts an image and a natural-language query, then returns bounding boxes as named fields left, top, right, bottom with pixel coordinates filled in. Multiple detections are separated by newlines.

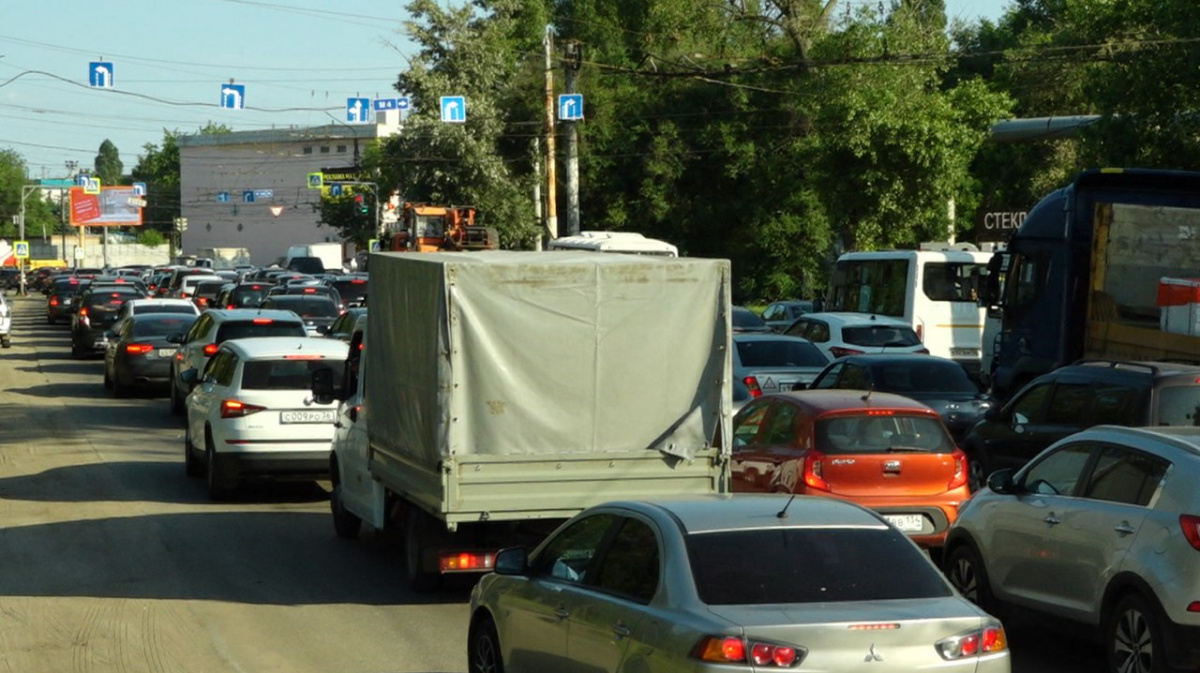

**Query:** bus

left=548, top=231, right=678, bottom=257
left=824, top=247, right=991, bottom=375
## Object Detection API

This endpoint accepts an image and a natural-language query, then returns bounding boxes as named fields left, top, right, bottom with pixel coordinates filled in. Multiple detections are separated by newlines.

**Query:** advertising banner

left=69, top=186, right=144, bottom=226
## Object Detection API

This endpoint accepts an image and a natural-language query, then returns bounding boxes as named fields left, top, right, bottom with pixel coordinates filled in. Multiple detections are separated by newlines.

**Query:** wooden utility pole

left=543, top=25, right=558, bottom=243
left=563, top=41, right=581, bottom=237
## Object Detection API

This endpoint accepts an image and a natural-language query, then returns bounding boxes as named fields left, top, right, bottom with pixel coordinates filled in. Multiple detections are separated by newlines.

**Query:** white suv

left=944, top=425, right=1200, bottom=673
left=183, top=336, right=348, bottom=499
left=782, top=312, right=929, bottom=361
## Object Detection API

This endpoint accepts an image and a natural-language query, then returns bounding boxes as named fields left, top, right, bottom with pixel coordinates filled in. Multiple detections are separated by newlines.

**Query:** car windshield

left=1156, top=384, right=1200, bottom=426
left=872, top=362, right=978, bottom=393
left=241, top=358, right=339, bottom=390
left=269, top=298, right=338, bottom=318
left=686, top=527, right=950, bottom=605
left=815, top=414, right=954, bottom=454
left=331, top=279, right=368, bottom=303
left=216, top=321, right=306, bottom=341
left=132, top=316, right=198, bottom=338
left=736, top=340, right=828, bottom=368
left=843, top=325, right=921, bottom=347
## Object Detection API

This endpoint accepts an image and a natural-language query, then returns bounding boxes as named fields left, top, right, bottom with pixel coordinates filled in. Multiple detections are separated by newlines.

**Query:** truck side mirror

left=311, top=367, right=336, bottom=405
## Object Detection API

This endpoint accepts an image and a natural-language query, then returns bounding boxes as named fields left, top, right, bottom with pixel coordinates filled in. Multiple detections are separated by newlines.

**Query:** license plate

left=158, top=348, right=175, bottom=357
left=280, top=410, right=335, bottom=424
left=884, top=514, right=926, bottom=532
left=950, top=348, right=979, bottom=357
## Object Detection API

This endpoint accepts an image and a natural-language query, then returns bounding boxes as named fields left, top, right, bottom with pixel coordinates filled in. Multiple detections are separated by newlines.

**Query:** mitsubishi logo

left=865, top=644, right=884, bottom=662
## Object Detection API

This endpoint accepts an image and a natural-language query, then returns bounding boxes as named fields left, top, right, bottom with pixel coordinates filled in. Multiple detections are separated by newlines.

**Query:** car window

left=782, top=320, right=809, bottom=339
left=1011, top=382, right=1052, bottom=424
left=762, top=305, right=780, bottom=321
left=186, top=314, right=213, bottom=343
left=835, top=363, right=871, bottom=389
left=1045, top=383, right=1092, bottom=424
left=1082, top=445, right=1168, bottom=507
left=733, top=402, right=769, bottom=447
left=133, top=303, right=196, bottom=316
left=1092, top=384, right=1142, bottom=425
left=593, top=518, right=659, bottom=604
left=216, top=320, right=307, bottom=341
left=811, top=362, right=843, bottom=389
left=1156, top=385, right=1200, bottom=426
left=132, top=316, right=198, bottom=338
left=734, top=340, right=827, bottom=368
left=760, top=404, right=798, bottom=445
left=807, top=321, right=830, bottom=343
left=817, top=414, right=953, bottom=454
left=1021, top=443, right=1093, bottom=496
left=687, top=527, right=951, bottom=605
left=842, top=325, right=921, bottom=347
left=204, top=351, right=238, bottom=387
left=241, top=358, right=341, bottom=390
left=531, top=513, right=616, bottom=583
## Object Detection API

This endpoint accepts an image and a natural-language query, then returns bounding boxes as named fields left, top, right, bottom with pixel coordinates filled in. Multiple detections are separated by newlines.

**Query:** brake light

left=916, top=324, right=924, bottom=341
left=351, top=279, right=366, bottom=284
left=303, top=288, right=316, bottom=293
left=80, top=307, right=89, bottom=317
left=180, top=292, right=190, bottom=298
left=198, top=298, right=209, bottom=306
left=936, top=622, right=1008, bottom=660
left=743, top=376, right=763, bottom=398
left=692, top=636, right=803, bottom=667
left=948, top=448, right=968, bottom=490
left=283, top=354, right=324, bottom=360
left=252, top=318, right=274, bottom=324
left=220, top=399, right=267, bottom=418
left=1181, top=514, right=1200, bottom=550
left=802, top=450, right=829, bottom=491
left=439, top=552, right=495, bottom=572
left=50, top=297, right=59, bottom=307
left=203, top=343, right=219, bottom=356
left=829, top=346, right=864, bottom=359
left=125, top=344, right=155, bottom=355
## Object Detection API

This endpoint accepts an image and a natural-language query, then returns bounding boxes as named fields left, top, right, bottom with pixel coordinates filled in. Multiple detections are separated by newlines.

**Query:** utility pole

left=532, top=137, right=543, bottom=250
left=563, top=41, right=582, bottom=237
left=543, top=25, right=558, bottom=243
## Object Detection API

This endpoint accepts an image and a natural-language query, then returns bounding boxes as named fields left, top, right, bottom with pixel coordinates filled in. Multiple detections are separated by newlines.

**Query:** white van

left=548, top=231, right=678, bottom=257
left=824, top=247, right=990, bottom=376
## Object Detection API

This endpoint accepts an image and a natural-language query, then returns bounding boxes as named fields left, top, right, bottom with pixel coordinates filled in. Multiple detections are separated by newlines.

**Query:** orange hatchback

left=731, top=390, right=970, bottom=549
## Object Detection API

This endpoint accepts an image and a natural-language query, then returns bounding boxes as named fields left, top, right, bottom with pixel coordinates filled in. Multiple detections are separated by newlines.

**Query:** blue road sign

left=347, top=97, right=371, bottom=123
left=220, top=83, right=246, bottom=110
left=373, top=98, right=396, bottom=111
left=396, top=96, right=411, bottom=111
left=242, top=190, right=255, bottom=203
left=132, top=182, right=147, bottom=197
left=254, top=189, right=274, bottom=199
left=558, top=94, right=584, bottom=121
left=329, top=183, right=344, bottom=196
left=89, top=61, right=114, bottom=88
left=76, top=174, right=90, bottom=186
left=14, top=241, right=29, bottom=258
left=440, top=96, right=466, bottom=123
left=217, top=192, right=231, bottom=203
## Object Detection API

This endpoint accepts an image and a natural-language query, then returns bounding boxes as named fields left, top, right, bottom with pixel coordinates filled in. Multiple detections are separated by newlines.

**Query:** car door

left=337, top=330, right=374, bottom=518
left=1052, top=443, right=1168, bottom=620
left=748, top=402, right=803, bottom=493
left=984, top=442, right=1093, bottom=611
left=731, top=400, right=773, bottom=492
left=177, top=314, right=214, bottom=384
left=566, top=516, right=660, bottom=673
left=974, top=379, right=1054, bottom=472
left=500, top=513, right=618, bottom=672
left=188, top=351, right=235, bottom=445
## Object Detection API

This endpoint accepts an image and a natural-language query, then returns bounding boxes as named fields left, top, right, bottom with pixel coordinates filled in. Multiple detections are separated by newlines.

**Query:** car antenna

left=861, top=382, right=873, bottom=403
left=776, top=494, right=796, bottom=519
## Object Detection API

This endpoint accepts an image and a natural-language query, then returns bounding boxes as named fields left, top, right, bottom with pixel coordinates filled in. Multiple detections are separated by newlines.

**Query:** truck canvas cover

left=368, top=251, right=731, bottom=468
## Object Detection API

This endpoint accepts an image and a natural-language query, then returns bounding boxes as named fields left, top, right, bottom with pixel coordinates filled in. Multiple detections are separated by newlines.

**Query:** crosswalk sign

left=14, top=240, right=30, bottom=259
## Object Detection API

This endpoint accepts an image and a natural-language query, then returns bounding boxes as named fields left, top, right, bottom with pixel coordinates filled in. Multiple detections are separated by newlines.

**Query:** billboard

left=69, top=186, right=144, bottom=226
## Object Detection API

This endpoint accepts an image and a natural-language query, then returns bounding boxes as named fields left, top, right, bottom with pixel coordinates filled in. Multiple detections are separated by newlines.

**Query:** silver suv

left=944, top=425, right=1200, bottom=673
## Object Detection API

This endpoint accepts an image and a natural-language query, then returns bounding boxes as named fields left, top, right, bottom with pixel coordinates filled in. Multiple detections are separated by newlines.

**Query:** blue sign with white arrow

left=220, top=84, right=246, bottom=110
left=347, top=97, right=371, bottom=123
left=217, top=192, right=231, bottom=203
left=89, top=62, right=114, bottom=88
left=440, top=96, right=466, bottom=123
left=558, top=94, right=584, bottom=121
left=132, top=182, right=147, bottom=197
left=397, top=96, right=411, bottom=111
left=329, top=184, right=344, bottom=196
left=242, top=191, right=256, bottom=203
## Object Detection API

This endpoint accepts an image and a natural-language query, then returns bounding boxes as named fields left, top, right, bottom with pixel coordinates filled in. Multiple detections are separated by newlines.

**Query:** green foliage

left=94, top=139, right=124, bottom=186
left=135, top=228, right=166, bottom=247
left=132, top=131, right=183, bottom=235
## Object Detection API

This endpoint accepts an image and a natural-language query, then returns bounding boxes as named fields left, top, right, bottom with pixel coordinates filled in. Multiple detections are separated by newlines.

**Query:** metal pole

left=564, top=41, right=581, bottom=237
left=543, top=25, right=558, bottom=243
left=18, top=187, right=27, bottom=296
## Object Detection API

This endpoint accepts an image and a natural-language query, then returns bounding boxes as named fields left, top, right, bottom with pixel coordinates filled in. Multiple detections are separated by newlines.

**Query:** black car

left=732, top=306, right=771, bottom=333
left=805, top=353, right=995, bottom=442
left=321, top=306, right=367, bottom=342
left=214, top=282, right=272, bottom=309
left=191, top=279, right=229, bottom=309
left=70, top=286, right=145, bottom=357
left=267, top=283, right=342, bottom=307
left=103, top=313, right=199, bottom=396
left=259, top=295, right=340, bottom=335
left=961, top=359, right=1200, bottom=490
left=321, top=274, right=368, bottom=309
left=46, top=276, right=85, bottom=325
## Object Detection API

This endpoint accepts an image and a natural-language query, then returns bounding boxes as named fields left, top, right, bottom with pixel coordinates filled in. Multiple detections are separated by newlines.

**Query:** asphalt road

left=0, top=293, right=1106, bottom=673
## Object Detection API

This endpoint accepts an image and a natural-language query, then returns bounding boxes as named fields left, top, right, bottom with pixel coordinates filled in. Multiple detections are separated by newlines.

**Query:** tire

left=331, top=481, right=362, bottom=539
left=1106, top=593, right=1166, bottom=673
left=405, top=507, right=441, bottom=593
left=70, top=340, right=83, bottom=358
left=468, top=617, right=504, bottom=673
left=205, top=429, right=233, bottom=500
left=966, top=445, right=991, bottom=493
left=1, top=336, right=9, bottom=349
left=945, top=544, right=995, bottom=613
left=111, top=369, right=129, bottom=398
left=170, top=376, right=184, bottom=416
left=184, top=427, right=202, bottom=477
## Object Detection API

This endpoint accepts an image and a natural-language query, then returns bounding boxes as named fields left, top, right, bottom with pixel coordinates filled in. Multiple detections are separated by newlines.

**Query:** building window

left=302, top=147, right=313, bottom=155
left=319, top=146, right=330, bottom=154
left=337, top=145, right=348, bottom=153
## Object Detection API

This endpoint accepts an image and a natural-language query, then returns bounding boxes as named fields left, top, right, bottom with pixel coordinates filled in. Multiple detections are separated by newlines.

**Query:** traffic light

left=354, top=193, right=368, bottom=214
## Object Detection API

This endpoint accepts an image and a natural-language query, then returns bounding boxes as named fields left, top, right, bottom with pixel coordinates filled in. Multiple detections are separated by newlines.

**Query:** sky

left=1, top=0, right=1011, bottom=181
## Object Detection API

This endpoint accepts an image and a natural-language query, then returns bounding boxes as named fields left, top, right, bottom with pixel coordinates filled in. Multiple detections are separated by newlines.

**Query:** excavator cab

left=390, top=204, right=499, bottom=252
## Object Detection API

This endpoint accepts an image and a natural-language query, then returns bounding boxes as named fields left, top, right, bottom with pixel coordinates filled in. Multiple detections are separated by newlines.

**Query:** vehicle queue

left=4, top=247, right=1197, bottom=673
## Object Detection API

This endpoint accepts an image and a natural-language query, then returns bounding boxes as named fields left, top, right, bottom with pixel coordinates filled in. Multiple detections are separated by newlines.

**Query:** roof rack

left=1072, top=359, right=1161, bottom=375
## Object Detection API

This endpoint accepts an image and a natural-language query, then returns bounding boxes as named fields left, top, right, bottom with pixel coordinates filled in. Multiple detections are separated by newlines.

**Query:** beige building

left=178, top=113, right=399, bottom=267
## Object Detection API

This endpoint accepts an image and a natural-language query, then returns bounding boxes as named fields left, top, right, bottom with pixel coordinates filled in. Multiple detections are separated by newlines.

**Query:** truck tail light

left=220, top=399, right=266, bottom=418
left=439, top=552, right=495, bottom=573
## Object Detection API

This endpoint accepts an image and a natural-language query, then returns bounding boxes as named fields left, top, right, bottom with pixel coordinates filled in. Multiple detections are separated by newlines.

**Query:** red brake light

left=937, top=624, right=1008, bottom=660
left=743, top=376, right=763, bottom=398
left=303, top=288, right=316, bottom=293
left=693, top=637, right=801, bottom=667
left=283, top=354, right=324, bottom=360
left=1181, top=514, right=1200, bottom=550
left=439, top=552, right=495, bottom=572
left=948, top=448, right=968, bottom=490
left=203, top=343, right=219, bottom=356
left=125, top=344, right=155, bottom=355
left=351, top=279, right=366, bottom=284
left=50, top=297, right=59, bottom=306
left=802, top=450, right=828, bottom=491
left=220, top=399, right=267, bottom=418
left=829, top=346, right=864, bottom=358
left=252, top=318, right=273, bottom=324
left=80, top=307, right=89, bottom=317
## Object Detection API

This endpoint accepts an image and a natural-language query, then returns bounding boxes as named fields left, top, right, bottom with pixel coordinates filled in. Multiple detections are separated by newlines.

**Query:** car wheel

left=1107, top=593, right=1166, bottom=673
left=205, top=429, right=233, bottom=500
left=184, top=427, right=202, bottom=477
left=945, top=544, right=994, bottom=613
left=70, top=340, right=83, bottom=358
left=170, top=376, right=184, bottom=416
left=111, top=370, right=129, bottom=398
left=405, top=507, right=441, bottom=593
left=331, top=481, right=362, bottom=540
left=468, top=617, right=504, bottom=673
left=968, top=459, right=987, bottom=493
left=0, top=335, right=9, bottom=349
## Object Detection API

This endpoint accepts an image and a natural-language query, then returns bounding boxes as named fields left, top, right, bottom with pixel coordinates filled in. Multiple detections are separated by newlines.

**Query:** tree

left=94, top=139, right=124, bottom=186
left=0, top=148, right=57, bottom=241
left=132, top=131, right=183, bottom=236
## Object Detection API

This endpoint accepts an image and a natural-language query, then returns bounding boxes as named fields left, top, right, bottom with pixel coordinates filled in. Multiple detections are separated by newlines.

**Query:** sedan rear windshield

left=871, top=362, right=978, bottom=393
left=241, top=358, right=340, bottom=390
left=331, top=280, right=368, bottom=303
left=132, top=304, right=196, bottom=316
left=736, top=340, right=828, bottom=368
left=843, top=325, right=921, bottom=347
left=132, top=316, right=198, bottom=338
left=816, top=414, right=954, bottom=454
left=268, top=298, right=339, bottom=318
left=215, top=321, right=307, bottom=342
left=687, top=527, right=950, bottom=605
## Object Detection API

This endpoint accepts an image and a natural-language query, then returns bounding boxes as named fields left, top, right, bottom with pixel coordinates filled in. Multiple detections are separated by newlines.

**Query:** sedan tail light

left=692, top=636, right=805, bottom=667
left=1181, top=514, right=1200, bottom=550
left=936, top=622, right=1008, bottom=660
left=743, top=376, right=763, bottom=399
left=49, top=297, right=60, bottom=307
left=802, top=450, right=829, bottom=491
left=829, top=346, right=864, bottom=359
left=220, top=399, right=267, bottom=418
left=125, top=343, right=155, bottom=355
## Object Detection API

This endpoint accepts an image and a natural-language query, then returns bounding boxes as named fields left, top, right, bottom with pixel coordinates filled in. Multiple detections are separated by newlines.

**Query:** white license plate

left=280, top=410, right=335, bottom=424
left=884, top=514, right=926, bottom=532
left=158, top=348, right=175, bottom=357
left=950, top=348, right=979, bottom=357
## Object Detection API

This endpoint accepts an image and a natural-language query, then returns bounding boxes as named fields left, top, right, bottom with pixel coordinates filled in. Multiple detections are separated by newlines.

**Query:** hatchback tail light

left=692, top=636, right=804, bottom=667
left=829, top=346, right=864, bottom=359
left=125, top=343, right=155, bottom=355
left=1181, top=514, right=1200, bottom=550
left=936, top=622, right=1008, bottom=660
left=220, top=399, right=267, bottom=418
left=802, top=450, right=829, bottom=491
left=743, top=376, right=763, bottom=399
left=203, top=343, right=219, bottom=356
left=948, top=448, right=968, bottom=490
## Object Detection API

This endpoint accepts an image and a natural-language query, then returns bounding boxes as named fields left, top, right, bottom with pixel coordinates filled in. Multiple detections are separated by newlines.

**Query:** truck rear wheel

left=405, top=507, right=441, bottom=593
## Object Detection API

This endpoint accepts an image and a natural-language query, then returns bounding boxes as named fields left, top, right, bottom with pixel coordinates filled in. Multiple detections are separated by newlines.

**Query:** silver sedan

left=468, top=494, right=1010, bottom=673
